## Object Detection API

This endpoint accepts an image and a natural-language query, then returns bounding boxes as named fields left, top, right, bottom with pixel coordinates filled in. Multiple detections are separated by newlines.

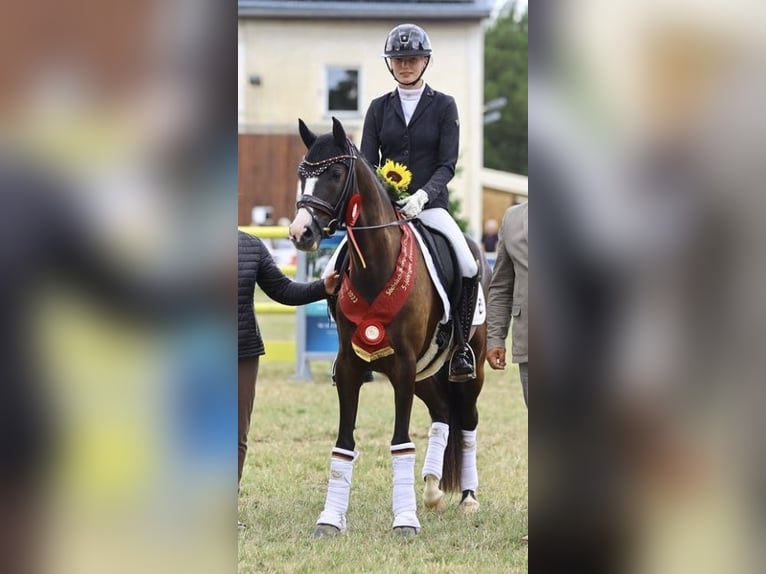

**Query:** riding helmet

left=383, top=24, right=432, bottom=58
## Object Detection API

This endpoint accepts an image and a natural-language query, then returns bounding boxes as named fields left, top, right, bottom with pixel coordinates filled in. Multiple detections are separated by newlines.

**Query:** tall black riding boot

left=448, top=274, right=480, bottom=382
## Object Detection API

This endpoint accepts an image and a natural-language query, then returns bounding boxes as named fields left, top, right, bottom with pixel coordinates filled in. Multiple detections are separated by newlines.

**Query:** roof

left=481, top=168, right=528, bottom=196
left=238, top=0, right=493, bottom=20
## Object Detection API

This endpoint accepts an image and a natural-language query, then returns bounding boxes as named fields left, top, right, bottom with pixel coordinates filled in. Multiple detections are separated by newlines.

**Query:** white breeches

left=417, top=208, right=478, bottom=278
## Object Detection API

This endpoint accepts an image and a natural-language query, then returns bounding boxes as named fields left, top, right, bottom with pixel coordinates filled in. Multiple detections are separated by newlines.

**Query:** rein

left=341, top=218, right=414, bottom=232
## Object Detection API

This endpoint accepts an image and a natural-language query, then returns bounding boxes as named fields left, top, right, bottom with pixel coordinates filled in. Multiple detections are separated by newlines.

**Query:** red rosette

left=346, top=193, right=362, bottom=226
left=358, top=320, right=385, bottom=346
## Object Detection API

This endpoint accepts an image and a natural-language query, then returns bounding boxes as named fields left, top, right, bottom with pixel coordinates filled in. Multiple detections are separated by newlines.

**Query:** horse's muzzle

left=290, top=225, right=319, bottom=252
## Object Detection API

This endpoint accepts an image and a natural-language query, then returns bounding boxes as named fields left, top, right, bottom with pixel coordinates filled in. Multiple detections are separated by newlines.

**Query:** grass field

left=238, top=337, right=528, bottom=573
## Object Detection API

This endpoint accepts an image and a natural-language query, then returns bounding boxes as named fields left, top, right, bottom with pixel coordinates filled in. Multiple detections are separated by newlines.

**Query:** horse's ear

left=332, top=116, right=347, bottom=148
left=298, top=119, right=316, bottom=149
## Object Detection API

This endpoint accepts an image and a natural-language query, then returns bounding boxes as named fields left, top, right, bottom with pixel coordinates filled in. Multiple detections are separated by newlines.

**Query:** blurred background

left=0, top=1, right=236, bottom=573
left=531, top=0, right=766, bottom=572
left=16, top=0, right=766, bottom=571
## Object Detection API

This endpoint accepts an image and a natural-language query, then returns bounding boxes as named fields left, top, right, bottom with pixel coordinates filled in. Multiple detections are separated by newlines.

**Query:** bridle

left=296, top=139, right=415, bottom=250
left=296, top=139, right=358, bottom=239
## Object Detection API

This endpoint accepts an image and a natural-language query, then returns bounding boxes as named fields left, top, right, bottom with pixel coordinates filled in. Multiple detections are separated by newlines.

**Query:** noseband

left=296, top=140, right=357, bottom=238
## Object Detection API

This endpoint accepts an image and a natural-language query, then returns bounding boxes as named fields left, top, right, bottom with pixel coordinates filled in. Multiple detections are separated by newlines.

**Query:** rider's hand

left=323, top=272, right=340, bottom=296
left=397, top=189, right=428, bottom=218
left=487, top=347, right=506, bottom=370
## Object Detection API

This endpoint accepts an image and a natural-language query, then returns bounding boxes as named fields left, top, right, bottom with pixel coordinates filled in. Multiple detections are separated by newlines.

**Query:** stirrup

left=448, top=344, right=476, bottom=383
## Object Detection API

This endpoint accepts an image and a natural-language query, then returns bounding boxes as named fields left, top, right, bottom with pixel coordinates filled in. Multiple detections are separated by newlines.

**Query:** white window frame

left=323, top=65, right=362, bottom=118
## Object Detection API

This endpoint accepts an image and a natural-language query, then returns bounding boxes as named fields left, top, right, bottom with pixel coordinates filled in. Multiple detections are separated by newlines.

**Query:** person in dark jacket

left=359, top=23, right=480, bottom=382
left=237, top=230, right=337, bottom=495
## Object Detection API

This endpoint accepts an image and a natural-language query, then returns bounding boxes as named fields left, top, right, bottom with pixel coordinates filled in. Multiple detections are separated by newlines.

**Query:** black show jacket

left=360, top=84, right=459, bottom=211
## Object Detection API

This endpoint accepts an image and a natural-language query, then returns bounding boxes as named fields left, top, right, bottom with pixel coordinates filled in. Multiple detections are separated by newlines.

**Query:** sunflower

left=376, top=159, right=413, bottom=201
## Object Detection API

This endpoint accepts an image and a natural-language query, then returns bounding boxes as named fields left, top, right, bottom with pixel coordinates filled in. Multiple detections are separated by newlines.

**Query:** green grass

left=238, top=357, right=528, bottom=574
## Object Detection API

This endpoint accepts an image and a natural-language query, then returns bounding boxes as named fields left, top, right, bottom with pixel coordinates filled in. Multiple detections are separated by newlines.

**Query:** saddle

left=409, top=220, right=461, bottom=305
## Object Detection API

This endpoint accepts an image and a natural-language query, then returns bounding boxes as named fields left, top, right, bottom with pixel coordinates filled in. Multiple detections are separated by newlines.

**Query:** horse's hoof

left=460, top=498, right=480, bottom=513
left=424, top=491, right=447, bottom=512
left=459, top=491, right=480, bottom=514
left=312, top=524, right=342, bottom=539
left=393, top=526, right=418, bottom=538
left=423, top=476, right=447, bottom=512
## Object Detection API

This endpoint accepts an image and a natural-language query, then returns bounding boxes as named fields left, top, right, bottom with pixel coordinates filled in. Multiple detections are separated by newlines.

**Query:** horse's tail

left=440, top=370, right=464, bottom=493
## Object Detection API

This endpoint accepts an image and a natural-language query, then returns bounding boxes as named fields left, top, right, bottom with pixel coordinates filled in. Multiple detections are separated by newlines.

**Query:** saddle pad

left=473, top=288, right=486, bottom=326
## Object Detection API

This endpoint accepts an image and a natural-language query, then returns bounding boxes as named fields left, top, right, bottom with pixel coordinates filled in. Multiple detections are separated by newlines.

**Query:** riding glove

left=397, top=189, right=428, bottom=218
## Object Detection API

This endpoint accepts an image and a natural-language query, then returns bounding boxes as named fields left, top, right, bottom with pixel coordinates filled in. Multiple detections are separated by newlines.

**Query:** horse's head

left=289, top=117, right=356, bottom=251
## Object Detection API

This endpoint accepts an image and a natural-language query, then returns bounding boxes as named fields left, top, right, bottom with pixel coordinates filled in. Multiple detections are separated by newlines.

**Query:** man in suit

left=487, top=201, right=528, bottom=544
left=487, top=201, right=529, bottom=407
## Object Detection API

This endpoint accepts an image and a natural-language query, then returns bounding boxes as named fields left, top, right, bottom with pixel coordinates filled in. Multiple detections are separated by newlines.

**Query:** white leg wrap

left=460, top=429, right=479, bottom=492
left=421, top=422, right=450, bottom=480
left=316, top=447, right=359, bottom=532
left=391, top=443, right=420, bottom=530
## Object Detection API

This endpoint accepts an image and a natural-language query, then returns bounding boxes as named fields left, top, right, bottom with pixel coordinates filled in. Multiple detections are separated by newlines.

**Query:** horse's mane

left=356, top=154, right=390, bottom=199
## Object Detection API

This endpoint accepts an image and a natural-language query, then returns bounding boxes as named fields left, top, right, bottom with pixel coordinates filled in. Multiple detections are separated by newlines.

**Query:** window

left=326, top=67, right=359, bottom=114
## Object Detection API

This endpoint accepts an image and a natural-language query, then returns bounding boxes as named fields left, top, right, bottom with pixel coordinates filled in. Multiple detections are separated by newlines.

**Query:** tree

left=448, top=166, right=469, bottom=232
left=484, top=2, right=528, bottom=175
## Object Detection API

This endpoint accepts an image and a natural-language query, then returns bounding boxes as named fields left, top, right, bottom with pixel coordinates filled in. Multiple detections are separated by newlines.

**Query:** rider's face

left=390, top=56, right=428, bottom=87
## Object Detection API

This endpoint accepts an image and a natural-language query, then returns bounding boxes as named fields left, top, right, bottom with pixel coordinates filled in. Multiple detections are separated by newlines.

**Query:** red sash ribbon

left=338, top=222, right=417, bottom=361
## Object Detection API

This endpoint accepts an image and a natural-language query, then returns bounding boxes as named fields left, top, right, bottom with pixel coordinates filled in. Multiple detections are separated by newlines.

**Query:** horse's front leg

left=313, top=354, right=363, bottom=539
left=389, top=358, right=420, bottom=537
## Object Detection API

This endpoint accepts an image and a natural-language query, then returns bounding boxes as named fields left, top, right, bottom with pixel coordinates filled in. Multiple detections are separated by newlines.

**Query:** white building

left=238, top=0, right=493, bottom=232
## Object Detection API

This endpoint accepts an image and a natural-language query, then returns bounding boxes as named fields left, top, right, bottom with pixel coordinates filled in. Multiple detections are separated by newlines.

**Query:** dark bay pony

left=288, top=118, right=489, bottom=538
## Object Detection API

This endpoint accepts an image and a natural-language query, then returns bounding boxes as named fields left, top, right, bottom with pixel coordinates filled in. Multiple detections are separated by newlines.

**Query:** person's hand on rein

left=397, top=189, right=428, bottom=218
left=323, top=272, right=340, bottom=296
left=487, top=347, right=506, bottom=370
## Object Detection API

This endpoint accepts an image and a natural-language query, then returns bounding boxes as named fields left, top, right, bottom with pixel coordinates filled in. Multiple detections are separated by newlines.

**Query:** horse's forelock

left=303, top=133, right=347, bottom=164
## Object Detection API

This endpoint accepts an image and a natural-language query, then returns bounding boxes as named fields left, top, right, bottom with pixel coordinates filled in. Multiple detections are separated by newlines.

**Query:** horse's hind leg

left=458, top=427, right=480, bottom=514
left=314, top=360, right=363, bottom=538
left=415, top=377, right=449, bottom=512
left=458, top=381, right=482, bottom=514
left=454, top=323, right=485, bottom=514
left=422, top=429, right=448, bottom=512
